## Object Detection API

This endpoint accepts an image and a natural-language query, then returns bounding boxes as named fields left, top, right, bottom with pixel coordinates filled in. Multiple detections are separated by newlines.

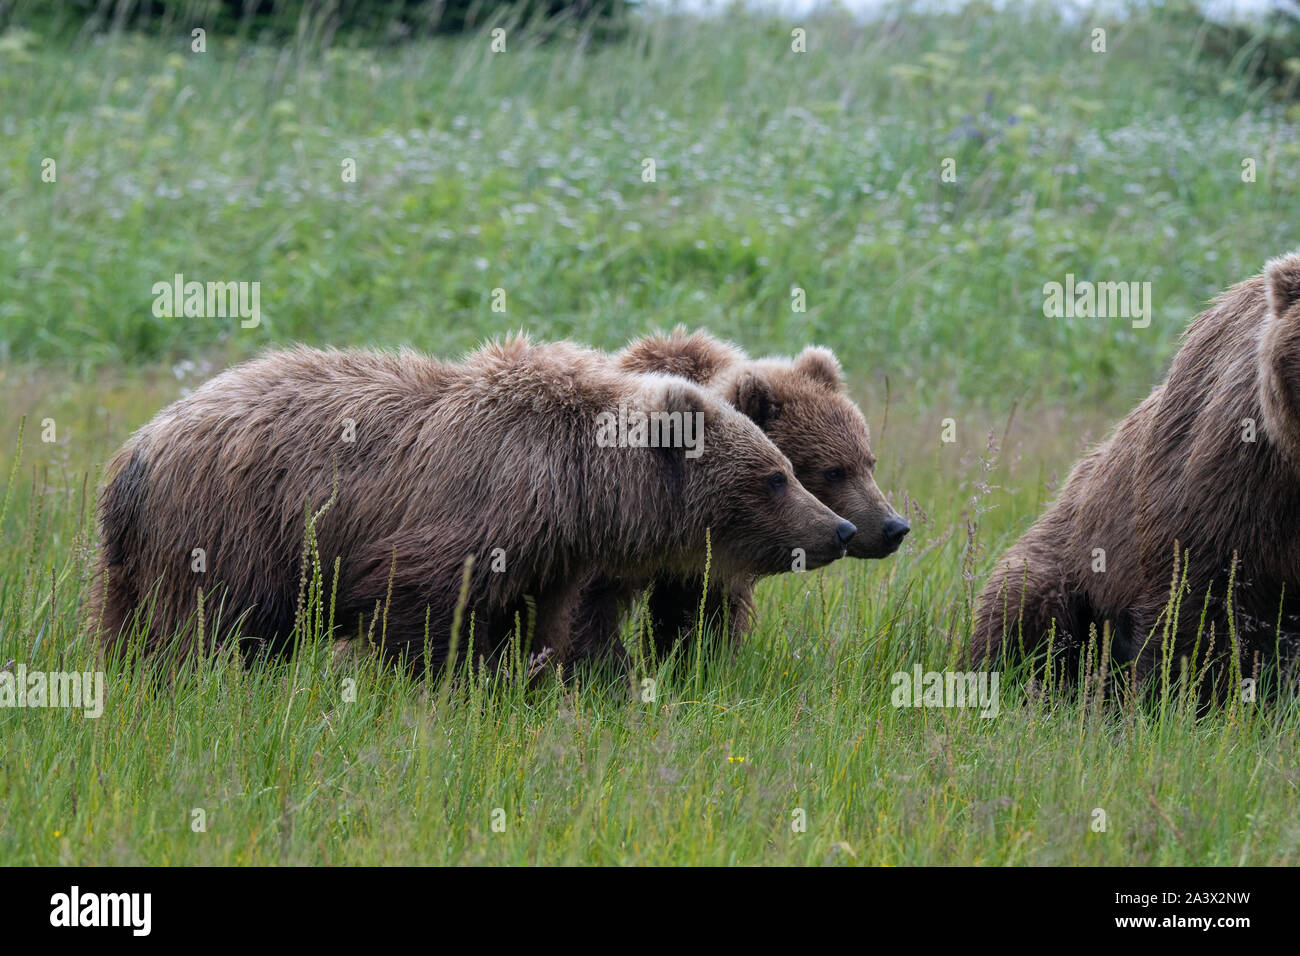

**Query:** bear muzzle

left=846, top=513, right=909, bottom=559
left=880, top=515, right=910, bottom=553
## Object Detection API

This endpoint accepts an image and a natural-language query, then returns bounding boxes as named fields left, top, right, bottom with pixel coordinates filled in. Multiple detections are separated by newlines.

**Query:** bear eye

left=766, top=472, right=788, bottom=492
left=824, top=467, right=846, bottom=483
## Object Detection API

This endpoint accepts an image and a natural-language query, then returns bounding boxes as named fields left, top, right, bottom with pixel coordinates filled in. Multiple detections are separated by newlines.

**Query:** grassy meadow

left=2, top=1, right=1300, bottom=865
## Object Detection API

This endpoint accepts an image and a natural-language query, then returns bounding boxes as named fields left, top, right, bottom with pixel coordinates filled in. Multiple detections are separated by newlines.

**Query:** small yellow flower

left=728, top=756, right=746, bottom=764
left=53, top=830, right=62, bottom=838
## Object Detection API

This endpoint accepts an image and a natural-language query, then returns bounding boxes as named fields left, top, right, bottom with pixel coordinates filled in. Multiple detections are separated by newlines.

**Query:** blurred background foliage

left=0, top=0, right=1297, bottom=413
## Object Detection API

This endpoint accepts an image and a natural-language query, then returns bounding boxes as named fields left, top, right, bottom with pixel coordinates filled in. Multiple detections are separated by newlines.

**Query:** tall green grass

left=2, top=2, right=1297, bottom=405
left=2, top=396, right=1297, bottom=865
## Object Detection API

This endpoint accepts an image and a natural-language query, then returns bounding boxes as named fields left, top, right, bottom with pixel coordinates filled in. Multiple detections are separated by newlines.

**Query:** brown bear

left=89, top=336, right=856, bottom=674
left=569, top=328, right=909, bottom=668
left=971, top=254, right=1300, bottom=692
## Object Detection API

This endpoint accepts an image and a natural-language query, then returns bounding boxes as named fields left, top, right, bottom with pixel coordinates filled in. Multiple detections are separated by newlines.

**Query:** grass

left=3, top=408, right=1298, bottom=865
left=2, top=0, right=1300, bottom=864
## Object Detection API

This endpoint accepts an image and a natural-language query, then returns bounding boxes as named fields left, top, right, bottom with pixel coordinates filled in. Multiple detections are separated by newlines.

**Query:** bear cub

left=91, top=337, right=854, bottom=675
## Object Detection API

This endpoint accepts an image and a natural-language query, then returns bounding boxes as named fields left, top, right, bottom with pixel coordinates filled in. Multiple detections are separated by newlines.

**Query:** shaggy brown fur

left=971, top=254, right=1300, bottom=690
left=570, top=328, right=908, bottom=666
left=89, top=337, right=854, bottom=673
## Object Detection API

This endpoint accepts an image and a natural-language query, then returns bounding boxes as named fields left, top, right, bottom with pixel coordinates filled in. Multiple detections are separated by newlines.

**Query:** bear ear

left=732, top=371, right=780, bottom=429
left=793, top=346, right=844, bottom=391
left=621, top=328, right=740, bottom=384
left=670, top=330, right=738, bottom=384
left=656, top=382, right=704, bottom=491
left=1266, top=253, right=1300, bottom=321
left=662, top=380, right=705, bottom=418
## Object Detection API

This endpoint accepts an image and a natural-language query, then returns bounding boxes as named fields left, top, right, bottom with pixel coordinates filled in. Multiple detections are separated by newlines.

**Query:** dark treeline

left=4, top=0, right=636, bottom=41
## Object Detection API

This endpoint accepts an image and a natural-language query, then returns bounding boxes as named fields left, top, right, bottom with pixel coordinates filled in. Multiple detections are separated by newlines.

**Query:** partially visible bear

left=571, top=328, right=909, bottom=666
left=972, top=254, right=1300, bottom=690
left=89, top=337, right=855, bottom=672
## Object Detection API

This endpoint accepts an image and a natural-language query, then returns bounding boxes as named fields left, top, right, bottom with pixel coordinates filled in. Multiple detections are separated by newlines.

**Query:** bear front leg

left=564, top=575, right=636, bottom=683
left=971, top=524, right=1081, bottom=667
left=646, top=575, right=746, bottom=660
left=645, top=575, right=703, bottom=659
left=518, top=583, right=586, bottom=684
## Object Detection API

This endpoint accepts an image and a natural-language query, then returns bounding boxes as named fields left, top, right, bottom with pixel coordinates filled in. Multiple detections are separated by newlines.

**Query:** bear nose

left=835, top=520, right=857, bottom=546
left=882, top=516, right=910, bottom=547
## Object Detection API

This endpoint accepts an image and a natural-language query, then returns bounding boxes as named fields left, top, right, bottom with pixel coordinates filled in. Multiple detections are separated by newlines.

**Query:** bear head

left=621, top=330, right=908, bottom=558
left=645, top=377, right=856, bottom=577
left=1258, top=251, right=1300, bottom=468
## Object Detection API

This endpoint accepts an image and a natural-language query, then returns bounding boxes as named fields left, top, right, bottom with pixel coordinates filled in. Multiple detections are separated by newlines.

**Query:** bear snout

left=881, top=515, right=910, bottom=552
left=835, top=520, right=857, bottom=548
